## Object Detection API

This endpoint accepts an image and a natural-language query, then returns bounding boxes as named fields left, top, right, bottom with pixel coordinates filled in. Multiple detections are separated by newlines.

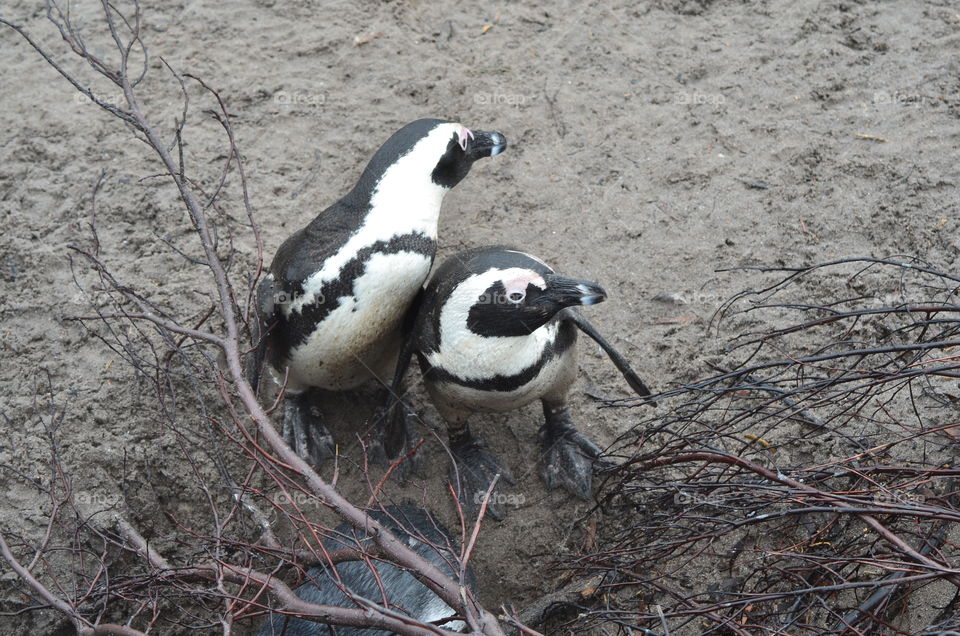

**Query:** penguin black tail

left=565, top=310, right=655, bottom=404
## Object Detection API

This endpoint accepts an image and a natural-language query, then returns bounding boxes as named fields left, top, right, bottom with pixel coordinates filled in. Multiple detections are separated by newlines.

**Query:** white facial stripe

left=387, top=535, right=465, bottom=630
left=428, top=267, right=556, bottom=381
left=290, top=122, right=462, bottom=314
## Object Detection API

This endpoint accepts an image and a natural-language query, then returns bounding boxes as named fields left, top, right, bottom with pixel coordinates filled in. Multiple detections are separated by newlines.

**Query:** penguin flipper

left=564, top=310, right=654, bottom=401
left=382, top=341, right=416, bottom=459
left=247, top=275, right=277, bottom=394
left=382, top=288, right=425, bottom=459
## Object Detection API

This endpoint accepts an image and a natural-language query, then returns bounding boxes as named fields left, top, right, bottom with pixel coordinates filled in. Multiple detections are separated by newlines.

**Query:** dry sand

left=1, top=0, right=958, bottom=633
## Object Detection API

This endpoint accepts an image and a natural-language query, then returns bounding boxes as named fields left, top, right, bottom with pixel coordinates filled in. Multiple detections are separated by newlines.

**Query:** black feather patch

left=268, top=232, right=435, bottom=369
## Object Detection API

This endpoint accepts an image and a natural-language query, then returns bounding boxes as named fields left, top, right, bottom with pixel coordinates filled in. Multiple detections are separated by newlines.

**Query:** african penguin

left=251, top=119, right=507, bottom=466
left=255, top=504, right=475, bottom=635
left=385, top=247, right=652, bottom=520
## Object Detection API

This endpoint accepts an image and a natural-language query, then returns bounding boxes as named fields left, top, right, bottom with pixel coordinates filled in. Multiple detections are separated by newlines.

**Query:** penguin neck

left=344, top=161, right=450, bottom=240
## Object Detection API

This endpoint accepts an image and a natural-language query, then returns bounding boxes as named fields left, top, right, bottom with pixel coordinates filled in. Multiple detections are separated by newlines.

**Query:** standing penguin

left=251, top=120, right=507, bottom=465
left=385, top=247, right=652, bottom=520
left=255, top=504, right=475, bottom=635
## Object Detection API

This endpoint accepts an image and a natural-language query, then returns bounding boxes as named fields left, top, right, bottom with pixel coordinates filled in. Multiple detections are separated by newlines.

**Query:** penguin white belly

left=285, top=251, right=432, bottom=391
left=429, top=345, right=578, bottom=414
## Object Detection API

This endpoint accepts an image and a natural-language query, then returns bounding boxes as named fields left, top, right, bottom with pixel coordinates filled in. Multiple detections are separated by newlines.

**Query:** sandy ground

left=1, top=0, right=959, bottom=633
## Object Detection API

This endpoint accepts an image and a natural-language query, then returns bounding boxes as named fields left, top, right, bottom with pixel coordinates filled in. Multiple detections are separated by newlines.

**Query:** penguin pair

left=384, top=247, right=651, bottom=520
left=251, top=119, right=507, bottom=464
left=253, top=118, right=651, bottom=520
left=255, top=505, right=473, bottom=635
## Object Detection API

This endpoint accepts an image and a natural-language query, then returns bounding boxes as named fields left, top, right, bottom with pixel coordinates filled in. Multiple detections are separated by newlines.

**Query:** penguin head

left=464, top=268, right=607, bottom=338
left=427, top=121, right=508, bottom=188
left=350, top=119, right=507, bottom=204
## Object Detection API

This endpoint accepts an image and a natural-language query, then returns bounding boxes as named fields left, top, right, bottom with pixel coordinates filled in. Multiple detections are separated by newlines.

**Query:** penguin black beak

left=541, top=274, right=608, bottom=309
left=466, top=130, right=507, bottom=159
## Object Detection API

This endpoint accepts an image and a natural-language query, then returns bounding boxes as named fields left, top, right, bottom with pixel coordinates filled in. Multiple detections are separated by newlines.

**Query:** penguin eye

left=507, top=291, right=525, bottom=304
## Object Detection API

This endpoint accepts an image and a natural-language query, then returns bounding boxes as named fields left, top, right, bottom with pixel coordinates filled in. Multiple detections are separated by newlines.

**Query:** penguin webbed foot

left=450, top=436, right=515, bottom=521
left=538, top=404, right=605, bottom=501
left=369, top=399, right=423, bottom=481
left=282, top=392, right=336, bottom=467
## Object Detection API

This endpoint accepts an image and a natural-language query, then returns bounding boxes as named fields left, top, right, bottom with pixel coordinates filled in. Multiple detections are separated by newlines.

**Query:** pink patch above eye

left=457, top=126, right=475, bottom=151
left=505, top=273, right=545, bottom=292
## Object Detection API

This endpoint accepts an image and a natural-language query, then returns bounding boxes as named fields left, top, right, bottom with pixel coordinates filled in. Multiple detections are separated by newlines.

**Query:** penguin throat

left=369, top=178, right=447, bottom=235
left=360, top=124, right=461, bottom=235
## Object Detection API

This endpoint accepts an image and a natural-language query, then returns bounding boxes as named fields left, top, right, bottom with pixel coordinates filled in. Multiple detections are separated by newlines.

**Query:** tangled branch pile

left=563, top=259, right=960, bottom=635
